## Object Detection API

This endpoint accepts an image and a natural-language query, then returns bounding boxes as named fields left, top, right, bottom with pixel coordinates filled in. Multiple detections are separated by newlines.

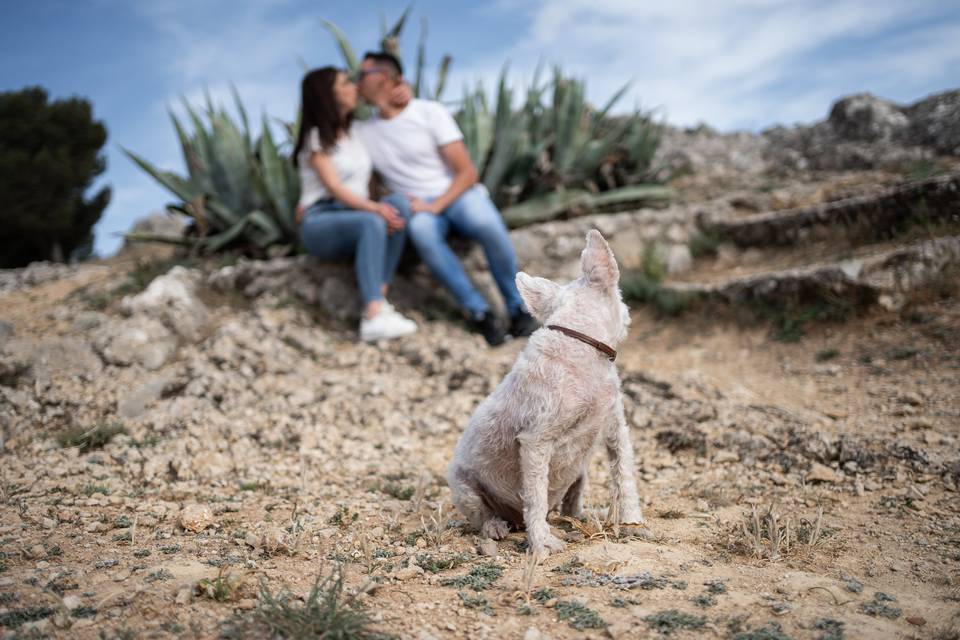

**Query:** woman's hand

left=409, top=197, right=438, bottom=215
left=294, top=204, right=305, bottom=225
left=388, top=82, right=413, bottom=108
left=371, top=202, right=405, bottom=233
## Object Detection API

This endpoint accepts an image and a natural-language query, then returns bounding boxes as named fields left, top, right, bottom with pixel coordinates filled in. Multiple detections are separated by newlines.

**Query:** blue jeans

left=299, top=200, right=409, bottom=306
left=385, top=186, right=524, bottom=317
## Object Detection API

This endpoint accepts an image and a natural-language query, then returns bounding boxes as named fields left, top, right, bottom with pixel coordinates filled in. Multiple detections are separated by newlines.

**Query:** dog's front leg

left=605, top=394, right=651, bottom=536
left=518, top=434, right=565, bottom=557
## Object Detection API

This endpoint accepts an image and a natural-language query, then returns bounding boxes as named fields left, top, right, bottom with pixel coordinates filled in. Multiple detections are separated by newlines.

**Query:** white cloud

left=452, top=0, right=959, bottom=130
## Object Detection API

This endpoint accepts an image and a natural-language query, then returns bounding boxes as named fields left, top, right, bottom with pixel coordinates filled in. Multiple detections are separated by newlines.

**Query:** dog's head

left=516, top=229, right=630, bottom=345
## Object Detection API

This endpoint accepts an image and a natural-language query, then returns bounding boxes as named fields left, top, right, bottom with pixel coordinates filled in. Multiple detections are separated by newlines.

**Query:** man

left=354, top=51, right=536, bottom=346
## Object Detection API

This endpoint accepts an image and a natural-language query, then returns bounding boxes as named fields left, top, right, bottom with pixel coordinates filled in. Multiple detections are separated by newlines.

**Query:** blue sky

left=2, top=0, right=959, bottom=257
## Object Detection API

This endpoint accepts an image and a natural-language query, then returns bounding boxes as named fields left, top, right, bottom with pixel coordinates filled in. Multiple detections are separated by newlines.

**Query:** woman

left=294, top=67, right=417, bottom=342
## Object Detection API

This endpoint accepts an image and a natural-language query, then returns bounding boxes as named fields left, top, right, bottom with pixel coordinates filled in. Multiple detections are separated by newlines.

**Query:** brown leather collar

left=546, top=324, right=617, bottom=362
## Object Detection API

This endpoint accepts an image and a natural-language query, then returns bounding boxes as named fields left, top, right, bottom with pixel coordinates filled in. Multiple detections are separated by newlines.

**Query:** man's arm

left=409, top=140, right=478, bottom=214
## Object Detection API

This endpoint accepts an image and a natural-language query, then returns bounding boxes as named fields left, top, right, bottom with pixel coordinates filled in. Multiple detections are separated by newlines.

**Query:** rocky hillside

left=1, top=89, right=959, bottom=639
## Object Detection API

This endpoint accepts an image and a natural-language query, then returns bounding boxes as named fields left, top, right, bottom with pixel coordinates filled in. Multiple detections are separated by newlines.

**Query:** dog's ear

left=516, top=272, right=561, bottom=322
left=580, top=229, right=620, bottom=288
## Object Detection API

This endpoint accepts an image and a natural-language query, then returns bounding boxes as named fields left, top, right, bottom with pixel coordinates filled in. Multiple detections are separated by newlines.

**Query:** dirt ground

left=1, top=257, right=959, bottom=640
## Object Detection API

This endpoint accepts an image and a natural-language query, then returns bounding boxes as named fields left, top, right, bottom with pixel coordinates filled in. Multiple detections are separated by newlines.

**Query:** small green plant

left=379, top=482, right=415, bottom=501
left=416, top=553, right=470, bottom=573
left=219, top=567, right=377, bottom=639
left=644, top=609, right=706, bottom=636
left=688, top=230, right=721, bottom=258
left=704, top=579, right=727, bottom=594
left=813, top=618, right=845, bottom=640
left=552, top=557, right=584, bottom=574
left=532, top=587, right=556, bottom=603
left=0, top=606, right=56, bottom=629
left=328, top=505, right=358, bottom=527
left=860, top=592, right=901, bottom=619
left=732, top=621, right=793, bottom=640
left=196, top=568, right=245, bottom=602
left=555, top=600, right=606, bottom=630
left=81, top=484, right=111, bottom=496
left=440, top=563, right=503, bottom=591
left=145, top=568, right=174, bottom=583
left=458, top=591, right=493, bottom=615
left=691, top=593, right=716, bottom=607
left=620, top=272, right=692, bottom=316
left=815, top=348, right=840, bottom=362
left=57, top=423, right=125, bottom=451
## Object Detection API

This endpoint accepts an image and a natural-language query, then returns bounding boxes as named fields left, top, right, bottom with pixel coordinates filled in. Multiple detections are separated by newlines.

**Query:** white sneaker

left=360, top=307, right=418, bottom=342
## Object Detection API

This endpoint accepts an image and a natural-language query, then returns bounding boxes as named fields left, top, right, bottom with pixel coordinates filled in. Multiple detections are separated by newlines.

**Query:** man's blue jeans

left=299, top=200, right=409, bottom=306
left=384, top=186, right=524, bottom=317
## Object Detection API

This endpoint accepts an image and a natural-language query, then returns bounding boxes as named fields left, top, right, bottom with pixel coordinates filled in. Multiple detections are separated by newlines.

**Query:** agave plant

left=123, top=88, right=299, bottom=253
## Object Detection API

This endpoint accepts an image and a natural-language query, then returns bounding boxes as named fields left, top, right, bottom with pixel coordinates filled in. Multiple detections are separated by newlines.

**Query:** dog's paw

left=481, top=517, right=510, bottom=540
left=620, top=522, right=655, bottom=540
left=530, top=532, right=566, bottom=558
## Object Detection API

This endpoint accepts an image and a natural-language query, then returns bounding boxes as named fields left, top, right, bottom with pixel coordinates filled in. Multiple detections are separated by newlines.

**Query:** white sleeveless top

left=297, top=125, right=373, bottom=209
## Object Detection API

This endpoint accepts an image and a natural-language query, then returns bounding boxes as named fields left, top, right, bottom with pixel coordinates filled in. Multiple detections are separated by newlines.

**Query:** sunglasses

left=352, top=66, right=391, bottom=81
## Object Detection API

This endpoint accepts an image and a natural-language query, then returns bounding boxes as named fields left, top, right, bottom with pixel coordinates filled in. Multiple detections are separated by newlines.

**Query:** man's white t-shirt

left=297, top=126, right=372, bottom=209
left=355, top=99, right=464, bottom=199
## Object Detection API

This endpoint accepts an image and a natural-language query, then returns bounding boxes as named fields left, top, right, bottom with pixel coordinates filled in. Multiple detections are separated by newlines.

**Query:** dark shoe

left=508, top=309, right=538, bottom=338
left=469, top=311, right=506, bottom=346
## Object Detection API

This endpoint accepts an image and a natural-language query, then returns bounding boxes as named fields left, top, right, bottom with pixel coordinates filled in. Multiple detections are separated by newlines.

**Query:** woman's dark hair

left=293, top=67, right=352, bottom=165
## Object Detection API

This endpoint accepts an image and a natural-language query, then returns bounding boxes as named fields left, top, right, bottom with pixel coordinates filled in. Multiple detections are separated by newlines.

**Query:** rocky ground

left=2, top=91, right=960, bottom=640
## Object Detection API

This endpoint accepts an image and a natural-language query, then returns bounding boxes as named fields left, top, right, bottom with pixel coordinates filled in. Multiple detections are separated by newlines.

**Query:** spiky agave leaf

left=380, top=5, right=412, bottom=56
left=256, top=116, right=297, bottom=235
left=414, top=17, right=428, bottom=97
left=434, top=55, right=452, bottom=100
left=321, top=19, right=359, bottom=71
left=230, top=83, right=252, bottom=147
left=482, top=65, right=528, bottom=197
left=207, top=111, right=253, bottom=218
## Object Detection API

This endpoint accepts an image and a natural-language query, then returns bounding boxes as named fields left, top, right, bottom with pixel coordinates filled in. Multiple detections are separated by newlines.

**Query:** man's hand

left=388, top=82, right=413, bottom=109
left=409, top=197, right=439, bottom=215
left=372, top=202, right=405, bottom=233
left=294, top=204, right=305, bottom=225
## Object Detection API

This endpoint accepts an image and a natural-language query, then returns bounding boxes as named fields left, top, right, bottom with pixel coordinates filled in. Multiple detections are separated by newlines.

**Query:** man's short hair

left=363, top=51, right=403, bottom=77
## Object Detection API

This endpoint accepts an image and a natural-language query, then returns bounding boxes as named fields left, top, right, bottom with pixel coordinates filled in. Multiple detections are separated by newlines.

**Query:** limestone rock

left=3, top=336, right=102, bottom=383
left=117, top=373, right=172, bottom=418
left=907, top=89, right=960, bottom=156
left=828, top=93, right=910, bottom=143
left=179, top=504, right=214, bottom=533
left=121, top=266, right=210, bottom=341
left=806, top=462, right=843, bottom=484
left=665, top=244, right=693, bottom=275
left=92, top=317, right=177, bottom=370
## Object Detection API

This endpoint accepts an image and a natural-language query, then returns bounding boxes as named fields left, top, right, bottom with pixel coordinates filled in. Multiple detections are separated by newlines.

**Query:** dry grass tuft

left=719, top=503, right=830, bottom=560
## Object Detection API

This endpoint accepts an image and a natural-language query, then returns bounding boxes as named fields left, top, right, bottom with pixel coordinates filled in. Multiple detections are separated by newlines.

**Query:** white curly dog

left=448, top=229, right=650, bottom=557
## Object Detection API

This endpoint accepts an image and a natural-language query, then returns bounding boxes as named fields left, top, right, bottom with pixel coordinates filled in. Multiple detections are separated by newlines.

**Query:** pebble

left=237, top=598, right=256, bottom=610
left=478, top=539, right=498, bottom=557
left=85, top=521, right=104, bottom=533
left=806, top=462, right=843, bottom=484
left=175, top=588, right=192, bottom=605
left=713, top=450, right=739, bottom=464
left=62, top=595, right=83, bottom=610
left=179, top=504, right=214, bottom=533
left=394, top=566, right=424, bottom=581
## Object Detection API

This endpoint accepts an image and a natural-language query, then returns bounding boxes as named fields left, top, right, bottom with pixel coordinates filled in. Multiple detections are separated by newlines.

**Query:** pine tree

left=0, top=86, right=111, bottom=267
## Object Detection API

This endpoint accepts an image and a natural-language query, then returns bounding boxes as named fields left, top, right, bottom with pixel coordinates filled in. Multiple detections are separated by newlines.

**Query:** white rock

left=179, top=504, right=214, bottom=533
